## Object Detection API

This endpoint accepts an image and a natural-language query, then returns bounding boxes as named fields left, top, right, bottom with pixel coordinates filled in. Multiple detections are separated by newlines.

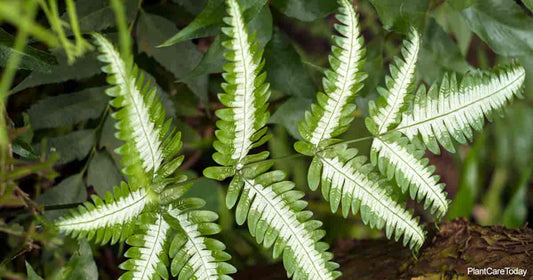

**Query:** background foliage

left=0, top=0, right=532, bottom=278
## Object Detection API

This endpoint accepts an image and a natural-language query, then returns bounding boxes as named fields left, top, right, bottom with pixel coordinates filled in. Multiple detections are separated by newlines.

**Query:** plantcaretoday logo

left=467, top=267, right=528, bottom=277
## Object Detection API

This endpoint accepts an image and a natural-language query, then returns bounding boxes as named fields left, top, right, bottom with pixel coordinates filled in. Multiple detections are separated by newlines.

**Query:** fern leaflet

left=56, top=34, right=234, bottom=280
left=93, top=33, right=184, bottom=188
left=367, top=28, right=420, bottom=135
left=165, top=198, right=236, bottom=279
left=56, top=182, right=151, bottom=245
left=223, top=159, right=340, bottom=280
left=370, top=133, right=448, bottom=218
left=397, top=64, right=525, bottom=154
left=213, top=0, right=270, bottom=168
left=298, top=0, right=366, bottom=146
left=309, top=146, right=426, bottom=251
left=120, top=212, right=171, bottom=280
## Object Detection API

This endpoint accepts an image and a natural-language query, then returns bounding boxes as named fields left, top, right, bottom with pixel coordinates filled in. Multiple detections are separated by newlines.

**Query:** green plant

left=1, top=0, right=531, bottom=279
left=203, top=0, right=340, bottom=278
left=293, top=1, right=525, bottom=253
left=55, top=34, right=235, bottom=279
left=208, top=0, right=524, bottom=275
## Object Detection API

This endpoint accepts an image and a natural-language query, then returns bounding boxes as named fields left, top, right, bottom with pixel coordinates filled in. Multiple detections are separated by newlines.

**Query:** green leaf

left=174, top=119, right=201, bottom=144
left=0, top=28, right=56, bottom=72
left=184, top=178, right=222, bottom=212
left=26, top=262, right=43, bottom=280
left=203, top=166, right=235, bottom=180
left=271, top=0, right=338, bottom=22
left=358, top=36, right=384, bottom=99
left=12, top=139, right=38, bottom=159
left=37, top=174, right=87, bottom=219
left=99, top=116, right=122, bottom=160
left=502, top=169, right=531, bottom=228
left=432, top=2, right=472, bottom=56
left=416, top=20, right=471, bottom=84
left=11, top=51, right=100, bottom=93
left=160, top=0, right=225, bottom=46
left=180, top=5, right=273, bottom=80
left=492, top=103, right=533, bottom=169
left=246, top=5, right=273, bottom=49
left=447, top=0, right=475, bottom=10
left=147, top=73, right=179, bottom=118
left=136, top=13, right=208, bottom=102
left=293, top=141, right=314, bottom=156
left=27, top=87, right=108, bottom=130
left=172, top=0, right=206, bottom=15
left=61, top=0, right=138, bottom=33
left=369, top=0, right=430, bottom=33
left=447, top=137, right=484, bottom=219
left=87, top=150, right=122, bottom=195
left=462, top=0, right=533, bottom=56
left=63, top=241, right=98, bottom=280
left=264, top=28, right=316, bottom=99
left=160, top=0, right=267, bottom=46
left=12, top=113, right=38, bottom=159
left=270, top=97, right=312, bottom=140
left=37, top=130, right=95, bottom=164
left=181, top=35, right=226, bottom=80
left=523, top=0, right=533, bottom=12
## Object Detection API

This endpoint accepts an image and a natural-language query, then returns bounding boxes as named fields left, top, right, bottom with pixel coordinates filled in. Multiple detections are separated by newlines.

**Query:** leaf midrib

left=314, top=3, right=359, bottom=144
left=375, top=137, right=447, bottom=211
left=105, top=42, right=160, bottom=172
left=319, top=155, right=425, bottom=243
left=396, top=71, right=525, bottom=132
left=57, top=191, right=148, bottom=227
left=241, top=176, right=332, bottom=280
left=377, top=35, right=419, bottom=134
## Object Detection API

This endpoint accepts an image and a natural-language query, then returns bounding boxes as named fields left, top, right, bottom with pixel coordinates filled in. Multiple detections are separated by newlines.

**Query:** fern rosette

left=294, top=0, right=526, bottom=253
left=55, top=34, right=234, bottom=280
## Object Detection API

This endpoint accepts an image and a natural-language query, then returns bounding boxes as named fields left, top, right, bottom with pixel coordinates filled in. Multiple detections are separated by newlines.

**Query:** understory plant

left=55, top=34, right=235, bottom=280
left=1, top=0, right=528, bottom=279
left=205, top=0, right=525, bottom=278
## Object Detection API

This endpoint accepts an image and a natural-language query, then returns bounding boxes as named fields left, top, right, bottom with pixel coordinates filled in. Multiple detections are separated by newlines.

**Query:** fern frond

left=119, top=212, right=171, bottom=280
left=309, top=146, right=426, bottom=251
left=56, top=182, right=152, bottom=245
left=298, top=0, right=366, bottom=146
left=206, top=1, right=339, bottom=278
left=165, top=198, right=236, bottom=280
left=228, top=161, right=339, bottom=280
left=367, top=29, right=420, bottom=135
left=93, top=34, right=184, bottom=188
left=212, top=0, right=270, bottom=169
left=371, top=132, right=448, bottom=218
left=397, top=63, right=525, bottom=154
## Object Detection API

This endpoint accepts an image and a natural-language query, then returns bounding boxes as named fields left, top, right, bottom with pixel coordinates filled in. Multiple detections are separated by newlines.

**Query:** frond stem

left=270, top=153, right=305, bottom=162
left=322, top=136, right=373, bottom=150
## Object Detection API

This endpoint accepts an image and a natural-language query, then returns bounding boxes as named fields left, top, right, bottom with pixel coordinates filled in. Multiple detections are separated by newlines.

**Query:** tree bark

left=234, top=219, right=533, bottom=279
